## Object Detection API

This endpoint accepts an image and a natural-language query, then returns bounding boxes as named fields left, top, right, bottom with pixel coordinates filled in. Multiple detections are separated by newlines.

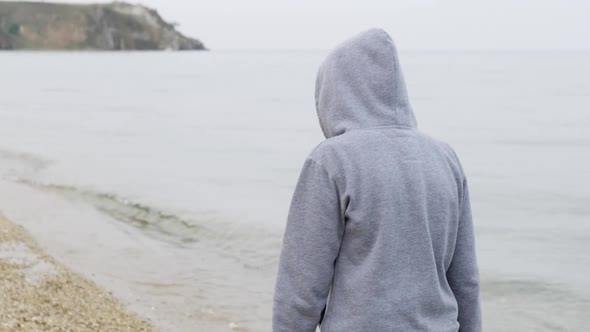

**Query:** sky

left=45, top=0, right=590, bottom=50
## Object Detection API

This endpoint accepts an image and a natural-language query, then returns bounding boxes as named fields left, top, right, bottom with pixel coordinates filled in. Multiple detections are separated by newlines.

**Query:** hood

left=315, top=28, right=417, bottom=138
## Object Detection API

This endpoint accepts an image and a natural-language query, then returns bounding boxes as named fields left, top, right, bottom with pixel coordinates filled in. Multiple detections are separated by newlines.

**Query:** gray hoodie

left=272, top=29, right=481, bottom=332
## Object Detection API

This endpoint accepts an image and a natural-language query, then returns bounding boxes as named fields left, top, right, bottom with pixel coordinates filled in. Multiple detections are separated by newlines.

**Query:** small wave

left=15, top=178, right=206, bottom=245
left=13, top=178, right=282, bottom=269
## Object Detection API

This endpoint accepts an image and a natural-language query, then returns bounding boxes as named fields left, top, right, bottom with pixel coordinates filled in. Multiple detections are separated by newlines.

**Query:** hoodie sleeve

left=446, top=176, right=482, bottom=332
left=273, top=157, right=344, bottom=332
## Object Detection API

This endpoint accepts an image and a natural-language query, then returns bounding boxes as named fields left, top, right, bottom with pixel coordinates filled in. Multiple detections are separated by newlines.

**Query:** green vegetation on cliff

left=0, top=1, right=206, bottom=50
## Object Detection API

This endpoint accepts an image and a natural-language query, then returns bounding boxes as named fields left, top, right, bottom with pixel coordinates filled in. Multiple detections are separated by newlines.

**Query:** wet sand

left=0, top=215, right=153, bottom=332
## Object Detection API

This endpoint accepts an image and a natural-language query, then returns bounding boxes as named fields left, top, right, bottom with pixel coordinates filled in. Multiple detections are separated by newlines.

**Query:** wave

left=12, top=177, right=281, bottom=269
left=0, top=148, right=281, bottom=268
left=15, top=178, right=214, bottom=244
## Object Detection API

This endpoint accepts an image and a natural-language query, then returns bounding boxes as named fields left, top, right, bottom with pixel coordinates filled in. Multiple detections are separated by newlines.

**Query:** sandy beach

left=0, top=214, right=153, bottom=332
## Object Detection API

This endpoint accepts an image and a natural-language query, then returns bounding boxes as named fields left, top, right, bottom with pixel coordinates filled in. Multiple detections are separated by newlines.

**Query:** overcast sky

left=53, top=0, right=590, bottom=50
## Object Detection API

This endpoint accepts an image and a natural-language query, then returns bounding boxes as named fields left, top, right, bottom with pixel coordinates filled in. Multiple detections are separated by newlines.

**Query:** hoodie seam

left=306, top=156, right=346, bottom=330
left=306, top=156, right=346, bottom=223
left=445, top=144, right=467, bottom=202
left=306, top=157, right=341, bottom=200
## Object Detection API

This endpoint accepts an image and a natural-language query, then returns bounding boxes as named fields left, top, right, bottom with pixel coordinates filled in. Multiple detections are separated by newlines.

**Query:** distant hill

left=0, top=1, right=206, bottom=50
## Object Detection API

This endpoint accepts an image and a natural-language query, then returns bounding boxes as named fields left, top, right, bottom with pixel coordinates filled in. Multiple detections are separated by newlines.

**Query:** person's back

left=273, top=29, right=481, bottom=332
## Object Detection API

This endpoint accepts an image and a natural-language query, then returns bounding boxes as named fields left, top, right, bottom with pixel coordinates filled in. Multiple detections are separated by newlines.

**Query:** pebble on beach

left=0, top=215, right=154, bottom=332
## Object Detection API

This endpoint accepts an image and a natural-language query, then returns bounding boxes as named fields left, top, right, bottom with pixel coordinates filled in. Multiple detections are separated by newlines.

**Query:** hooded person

left=272, top=29, right=481, bottom=331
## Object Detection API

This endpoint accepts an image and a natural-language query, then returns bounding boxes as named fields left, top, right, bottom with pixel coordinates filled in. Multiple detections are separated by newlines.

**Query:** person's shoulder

left=414, top=130, right=458, bottom=158
left=303, top=134, right=359, bottom=176
left=306, top=137, right=336, bottom=165
left=417, top=131, right=467, bottom=177
left=308, top=133, right=356, bottom=159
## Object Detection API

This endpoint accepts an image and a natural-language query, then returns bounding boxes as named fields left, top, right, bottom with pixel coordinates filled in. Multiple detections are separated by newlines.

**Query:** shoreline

left=0, top=214, right=153, bottom=332
left=0, top=177, right=245, bottom=332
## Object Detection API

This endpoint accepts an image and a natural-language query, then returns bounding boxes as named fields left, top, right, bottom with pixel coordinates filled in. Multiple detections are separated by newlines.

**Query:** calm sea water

left=0, top=50, right=589, bottom=331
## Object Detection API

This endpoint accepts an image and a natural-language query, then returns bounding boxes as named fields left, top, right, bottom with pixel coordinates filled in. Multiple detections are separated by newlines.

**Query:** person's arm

left=447, top=176, right=482, bottom=331
left=273, top=157, right=344, bottom=332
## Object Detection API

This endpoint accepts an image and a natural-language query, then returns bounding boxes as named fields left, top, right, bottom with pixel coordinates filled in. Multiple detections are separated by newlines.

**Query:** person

left=272, top=28, right=481, bottom=331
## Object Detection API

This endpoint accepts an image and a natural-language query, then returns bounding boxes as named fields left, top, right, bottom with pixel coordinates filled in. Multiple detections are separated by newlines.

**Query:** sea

left=0, top=50, right=589, bottom=331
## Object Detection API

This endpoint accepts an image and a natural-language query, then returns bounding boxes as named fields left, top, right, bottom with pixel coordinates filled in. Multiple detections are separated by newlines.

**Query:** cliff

left=0, top=1, right=206, bottom=50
